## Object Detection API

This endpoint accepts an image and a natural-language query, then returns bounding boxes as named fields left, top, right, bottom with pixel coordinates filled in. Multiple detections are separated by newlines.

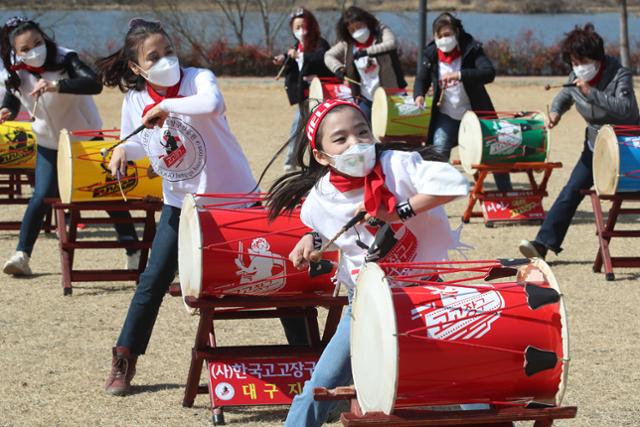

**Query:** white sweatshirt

left=438, top=58, right=472, bottom=121
left=301, top=150, right=469, bottom=288
left=6, top=47, right=102, bottom=149
left=120, top=67, right=257, bottom=208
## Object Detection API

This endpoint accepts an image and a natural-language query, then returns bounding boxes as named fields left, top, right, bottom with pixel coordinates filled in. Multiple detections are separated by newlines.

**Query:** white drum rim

left=593, top=125, right=620, bottom=196
left=371, top=87, right=389, bottom=139
left=351, top=262, right=398, bottom=415
left=458, top=111, right=483, bottom=174
left=527, top=258, right=570, bottom=406
left=178, top=193, right=203, bottom=314
left=531, top=112, right=551, bottom=162
left=308, top=77, right=324, bottom=106
left=57, top=129, right=73, bottom=204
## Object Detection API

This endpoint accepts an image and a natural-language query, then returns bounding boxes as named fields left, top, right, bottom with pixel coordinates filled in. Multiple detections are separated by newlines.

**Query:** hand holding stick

left=343, top=76, right=362, bottom=86
left=309, top=211, right=367, bottom=263
left=544, top=83, right=577, bottom=91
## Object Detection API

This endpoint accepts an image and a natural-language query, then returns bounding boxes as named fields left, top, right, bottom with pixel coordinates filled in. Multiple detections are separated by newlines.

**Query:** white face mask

left=573, top=62, right=599, bottom=82
left=325, top=143, right=376, bottom=177
left=139, top=55, right=181, bottom=87
left=18, top=43, right=47, bottom=68
left=293, top=29, right=306, bottom=43
left=350, top=27, right=370, bottom=44
left=435, top=36, right=457, bottom=53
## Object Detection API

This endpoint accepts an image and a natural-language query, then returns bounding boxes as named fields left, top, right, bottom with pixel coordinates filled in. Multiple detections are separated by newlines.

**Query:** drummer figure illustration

left=234, top=237, right=287, bottom=295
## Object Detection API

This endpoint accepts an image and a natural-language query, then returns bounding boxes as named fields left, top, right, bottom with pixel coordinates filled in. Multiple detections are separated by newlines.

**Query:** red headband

left=306, top=99, right=362, bottom=149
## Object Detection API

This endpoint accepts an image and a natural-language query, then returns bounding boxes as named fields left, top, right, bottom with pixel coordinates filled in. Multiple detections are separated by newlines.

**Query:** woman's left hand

left=573, top=78, right=592, bottom=97
left=142, top=104, right=169, bottom=128
left=29, top=79, right=58, bottom=97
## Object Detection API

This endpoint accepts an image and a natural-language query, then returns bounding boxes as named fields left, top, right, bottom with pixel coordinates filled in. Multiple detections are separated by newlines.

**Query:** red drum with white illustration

left=351, top=258, right=569, bottom=415
left=179, top=193, right=338, bottom=310
left=308, top=77, right=353, bottom=106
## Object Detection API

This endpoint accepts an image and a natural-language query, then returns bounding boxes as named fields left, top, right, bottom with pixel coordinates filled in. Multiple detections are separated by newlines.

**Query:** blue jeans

left=431, top=111, right=512, bottom=192
left=284, top=303, right=352, bottom=427
left=535, top=141, right=593, bottom=254
left=284, top=106, right=302, bottom=167
left=358, top=98, right=372, bottom=124
left=17, top=145, right=138, bottom=256
left=117, top=205, right=309, bottom=355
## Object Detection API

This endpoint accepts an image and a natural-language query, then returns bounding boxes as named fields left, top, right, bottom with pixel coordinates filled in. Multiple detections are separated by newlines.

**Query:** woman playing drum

left=519, top=24, right=640, bottom=260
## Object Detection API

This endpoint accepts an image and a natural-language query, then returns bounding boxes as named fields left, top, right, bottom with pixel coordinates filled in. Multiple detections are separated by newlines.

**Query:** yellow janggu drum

left=57, top=129, right=162, bottom=203
left=0, top=121, right=37, bottom=169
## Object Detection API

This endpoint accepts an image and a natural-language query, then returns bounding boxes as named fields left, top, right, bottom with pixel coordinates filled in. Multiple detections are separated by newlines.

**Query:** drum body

left=458, top=111, right=549, bottom=173
left=308, top=77, right=353, bottom=104
left=371, top=87, right=431, bottom=139
left=0, top=121, right=36, bottom=169
left=179, top=194, right=337, bottom=310
left=57, top=130, right=162, bottom=203
left=593, top=125, right=640, bottom=195
left=351, top=259, right=569, bottom=415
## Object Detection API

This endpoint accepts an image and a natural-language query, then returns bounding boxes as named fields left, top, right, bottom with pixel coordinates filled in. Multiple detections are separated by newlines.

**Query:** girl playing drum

left=413, top=12, right=511, bottom=191
left=272, top=7, right=333, bottom=172
left=519, top=24, right=639, bottom=260
left=0, top=17, right=140, bottom=276
left=97, top=19, right=307, bottom=396
left=324, top=6, right=407, bottom=122
left=266, top=99, right=468, bottom=426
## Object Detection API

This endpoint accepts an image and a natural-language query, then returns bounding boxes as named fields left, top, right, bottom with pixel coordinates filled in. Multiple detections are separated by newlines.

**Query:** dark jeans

left=17, top=145, right=139, bottom=256
left=117, top=205, right=309, bottom=355
left=431, top=111, right=512, bottom=192
left=536, top=141, right=593, bottom=254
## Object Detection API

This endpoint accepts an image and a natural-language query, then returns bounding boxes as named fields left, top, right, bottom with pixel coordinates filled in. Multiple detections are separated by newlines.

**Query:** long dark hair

left=0, top=18, right=64, bottom=91
left=290, top=7, right=321, bottom=52
left=265, top=102, right=440, bottom=221
left=336, top=6, right=379, bottom=43
left=95, top=19, right=171, bottom=92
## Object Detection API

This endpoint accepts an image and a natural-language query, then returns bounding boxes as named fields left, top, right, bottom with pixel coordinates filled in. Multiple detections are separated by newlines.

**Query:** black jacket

left=414, top=32, right=496, bottom=140
left=282, top=38, right=333, bottom=105
left=1, top=51, right=102, bottom=118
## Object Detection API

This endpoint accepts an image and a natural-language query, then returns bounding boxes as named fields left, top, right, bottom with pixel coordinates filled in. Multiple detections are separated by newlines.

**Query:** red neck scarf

left=329, top=162, right=397, bottom=216
left=142, top=71, right=184, bottom=117
left=10, top=63, right=45, bottom=75
left=297, top=42, right=304, bottom=53
left=354, top=34, right=375, bottom=49
left=588, top=62, right=605, bottom=87
left=437, top=48, right=461, bottom=64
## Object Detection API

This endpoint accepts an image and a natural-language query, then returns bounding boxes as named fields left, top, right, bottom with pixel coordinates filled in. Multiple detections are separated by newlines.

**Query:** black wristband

left=395, top=199, right=416, bottom=222
left=305, top=231, right=322, bottom=250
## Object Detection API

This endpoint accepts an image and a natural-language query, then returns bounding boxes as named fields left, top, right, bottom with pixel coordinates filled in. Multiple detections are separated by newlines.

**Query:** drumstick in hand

left=30, top=95, right=40, bottom=122
left=544, top=83, right=577, bottom=91
left=99, top=123, right=150, bottom=158
left=115, top=169, right=128, bottom=202
left=344, top=76, right=362, bottom=86
left=309, top=211, right=367, bottom=263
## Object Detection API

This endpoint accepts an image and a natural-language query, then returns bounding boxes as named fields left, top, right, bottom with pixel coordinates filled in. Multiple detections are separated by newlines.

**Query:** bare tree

left=213, top=0, right=251, bottom=46
left=619, top=0, right=631, bottom=68
left=255, top=0, right=296, bottom=54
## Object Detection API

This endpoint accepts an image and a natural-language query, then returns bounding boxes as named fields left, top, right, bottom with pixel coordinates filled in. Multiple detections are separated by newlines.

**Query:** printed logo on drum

left=78, top=150, right=139, bottom=198
left=141, top=116, right=206, bottom=182
left=411, top=285, right=505, bottom=340
left=490, top=120, right=523, bottom=156
left=231, top=238, right=287, bottom=295
left=0, top=127, right=35, bottom=165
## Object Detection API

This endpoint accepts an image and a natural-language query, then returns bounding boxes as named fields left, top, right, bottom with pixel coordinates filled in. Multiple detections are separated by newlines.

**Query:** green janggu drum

left=372, top=87, right=432, bottom=140
left=458, top=111, right=550, bottom=174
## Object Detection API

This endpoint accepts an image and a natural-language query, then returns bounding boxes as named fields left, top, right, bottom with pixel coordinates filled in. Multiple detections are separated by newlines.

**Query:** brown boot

left=105, top=346, right=137, bottom=396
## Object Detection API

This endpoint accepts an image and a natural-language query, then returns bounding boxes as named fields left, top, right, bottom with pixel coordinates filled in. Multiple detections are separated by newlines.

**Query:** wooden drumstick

left=308, top=211, right=367, bottom=263
left=344, top=76, right=362, bottom=86
left=436, top=85, right=446, bottom=107
left=30, top=95, right=39, bottom=122
left=115, top=169, right=128, bottom=202
left=544, top=83, right=576, bottom=91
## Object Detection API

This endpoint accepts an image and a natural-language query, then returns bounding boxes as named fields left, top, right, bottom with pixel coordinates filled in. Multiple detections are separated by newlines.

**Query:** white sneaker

left=125, top=251, right=141, bottom=270
left=283, top=164, right=297, bottom=173
left=3, top=251, right=33, bottom=276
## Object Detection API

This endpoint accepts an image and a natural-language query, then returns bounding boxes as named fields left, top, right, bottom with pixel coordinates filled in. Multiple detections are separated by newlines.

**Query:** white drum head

left=351, top=262, right=398, bottom=415
left=178, top=193, right=203, bottom=313
left=593, top=125, right=620, bottom=196
left=308, top=77, right=324, bottom=105
left=525, top=258, right=570, bottom=406
left=371, top=87, right=389, bottom=139
left=458, top=111, right=483, bottom=174
left=57, top=129, right=73, bottom=204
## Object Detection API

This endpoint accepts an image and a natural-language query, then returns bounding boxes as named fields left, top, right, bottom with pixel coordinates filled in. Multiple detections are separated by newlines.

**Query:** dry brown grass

left=0, top=77, right=639, bottom=427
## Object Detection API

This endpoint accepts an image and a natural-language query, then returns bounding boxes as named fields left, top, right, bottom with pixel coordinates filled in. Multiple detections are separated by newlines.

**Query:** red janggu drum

left=308, top=77, right=354, bottom=105
left=350, top=258, right=569, bottom=415
left=178, top=193, right=338, bottom=311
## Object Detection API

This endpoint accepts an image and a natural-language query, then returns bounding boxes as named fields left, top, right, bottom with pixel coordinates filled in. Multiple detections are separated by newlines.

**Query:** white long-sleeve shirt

left=438, top=58, right=472, bottom=121
left=301, top=150, right=469, bottom=288
left=120, top=67, right=257, bottom=208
